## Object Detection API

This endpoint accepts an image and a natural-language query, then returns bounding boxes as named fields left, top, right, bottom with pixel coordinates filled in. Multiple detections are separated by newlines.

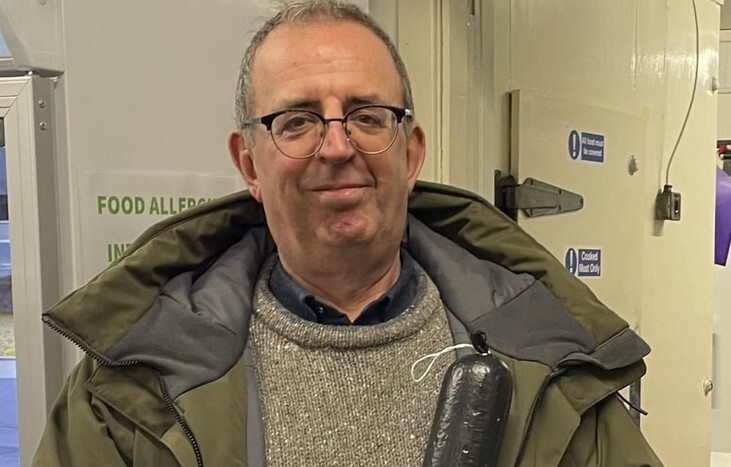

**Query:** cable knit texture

left=249, top=257, right=455, bottom=467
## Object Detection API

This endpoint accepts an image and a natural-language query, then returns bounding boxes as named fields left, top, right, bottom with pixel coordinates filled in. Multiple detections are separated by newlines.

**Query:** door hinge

left=494, top=170, right=584, bottom=220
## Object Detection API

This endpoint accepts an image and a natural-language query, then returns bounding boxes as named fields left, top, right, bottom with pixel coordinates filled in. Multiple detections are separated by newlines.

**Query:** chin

left=319, top=221, right=375, bottom=246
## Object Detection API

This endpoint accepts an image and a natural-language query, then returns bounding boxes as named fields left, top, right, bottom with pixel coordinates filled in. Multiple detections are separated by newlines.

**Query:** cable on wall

left=656, top=0, right=700, bottom=221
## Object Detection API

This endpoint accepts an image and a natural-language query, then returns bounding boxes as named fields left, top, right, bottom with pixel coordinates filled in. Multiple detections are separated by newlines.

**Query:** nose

left=315, top=119, right=357, bottom=163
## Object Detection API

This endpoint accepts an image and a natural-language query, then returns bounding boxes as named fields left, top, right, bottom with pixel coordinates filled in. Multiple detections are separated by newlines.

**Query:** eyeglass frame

left=242, top=104, right=414, bottom=159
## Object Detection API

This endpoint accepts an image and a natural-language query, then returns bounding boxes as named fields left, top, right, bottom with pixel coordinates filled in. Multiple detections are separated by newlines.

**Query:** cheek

left=257, top=162, right=307, bottom=204
left=373, top=152, right=409, bottom=187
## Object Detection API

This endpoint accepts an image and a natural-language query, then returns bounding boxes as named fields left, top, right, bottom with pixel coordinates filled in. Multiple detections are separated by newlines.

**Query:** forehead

left=250, top=20, right=403, bottom=111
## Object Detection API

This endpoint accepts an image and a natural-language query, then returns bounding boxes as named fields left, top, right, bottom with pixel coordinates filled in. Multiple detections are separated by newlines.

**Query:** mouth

left=309, top=183, right=372, bottom=205
left=312, top=183, right=370, bottom=192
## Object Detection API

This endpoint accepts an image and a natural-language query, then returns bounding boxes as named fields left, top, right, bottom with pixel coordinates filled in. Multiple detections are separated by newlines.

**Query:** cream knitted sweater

left=249, top=260, right=455, bottom=467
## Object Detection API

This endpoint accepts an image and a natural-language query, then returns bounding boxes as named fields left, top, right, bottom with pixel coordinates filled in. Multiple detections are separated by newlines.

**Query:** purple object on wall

left=716, top=167, right=731, bottom=265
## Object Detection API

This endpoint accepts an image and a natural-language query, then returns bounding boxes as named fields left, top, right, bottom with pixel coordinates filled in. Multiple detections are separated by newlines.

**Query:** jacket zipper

left=513, top=369, right=562, bottom=467
left=158, top=372, right=204, bottom=467
left=43, top=316, right=205, bottom=467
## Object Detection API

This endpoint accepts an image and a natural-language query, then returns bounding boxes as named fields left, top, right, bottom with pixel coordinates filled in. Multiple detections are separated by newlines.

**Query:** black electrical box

left=656, top=187, right=681, bottom=221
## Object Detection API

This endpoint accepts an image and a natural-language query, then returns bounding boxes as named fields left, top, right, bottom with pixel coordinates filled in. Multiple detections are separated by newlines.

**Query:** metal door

left=508, top=90, right=645, bottom=333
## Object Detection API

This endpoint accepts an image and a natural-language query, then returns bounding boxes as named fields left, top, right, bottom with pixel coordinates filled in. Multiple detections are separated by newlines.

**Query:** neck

left=279, top=246, right=402, bottom=322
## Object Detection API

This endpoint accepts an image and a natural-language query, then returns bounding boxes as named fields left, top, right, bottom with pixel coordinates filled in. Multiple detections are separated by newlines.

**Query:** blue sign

left=565, top=248, right=577, bottom=274
left=566, top=248, right=602, bottom=277
left=577, top=248, right=601, bottom=277
left=568, top=130, right=580, bottom=160
left=580, top=132, right=605, bottom=163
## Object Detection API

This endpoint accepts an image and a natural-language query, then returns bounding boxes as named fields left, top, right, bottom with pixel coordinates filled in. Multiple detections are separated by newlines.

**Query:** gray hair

left=234, top=0, right=414, bottom=129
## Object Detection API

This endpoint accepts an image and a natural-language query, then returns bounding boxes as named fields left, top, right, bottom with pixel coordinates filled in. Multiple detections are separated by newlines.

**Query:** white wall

left=713, top=262, right=731, bottom=452
left=52, top=0, right=291, bottom=372
left=713, top=33, right=731, bottom=455
left=371, top=3, right=721, bottom=464
left=500, top=2, right=718, bottom=465
left=500, top=3, right=718, bottom=465
left=58, top=1, right=265, bottom=175
left=400, top=1, right=719, bottom=465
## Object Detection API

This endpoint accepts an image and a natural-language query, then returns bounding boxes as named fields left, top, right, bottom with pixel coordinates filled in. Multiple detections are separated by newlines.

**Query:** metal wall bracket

left=494, top=170, right=584, bottom=220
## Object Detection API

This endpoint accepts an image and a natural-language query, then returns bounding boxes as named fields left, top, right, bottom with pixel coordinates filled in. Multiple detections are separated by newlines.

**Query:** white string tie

left=410, top=344, right=475, bottom=383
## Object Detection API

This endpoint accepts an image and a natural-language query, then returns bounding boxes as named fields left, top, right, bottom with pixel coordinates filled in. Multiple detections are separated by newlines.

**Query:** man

left=33, top=1, right=663, bottom=466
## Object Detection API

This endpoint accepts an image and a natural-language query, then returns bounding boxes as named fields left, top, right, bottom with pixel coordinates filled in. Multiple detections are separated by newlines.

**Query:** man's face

left=229, top=20, right=425, bottom=257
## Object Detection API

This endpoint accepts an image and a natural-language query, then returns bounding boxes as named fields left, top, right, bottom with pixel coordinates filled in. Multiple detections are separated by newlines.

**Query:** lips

left=311, top=182, right=370, bottom=191
left=313, top=183, right=368, bottom=191
left=308, top=183, right=372, bottom=208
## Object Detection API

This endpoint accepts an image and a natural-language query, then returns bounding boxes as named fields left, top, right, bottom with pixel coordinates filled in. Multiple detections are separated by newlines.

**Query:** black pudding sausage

left=422, top=352, right=513, bottom=467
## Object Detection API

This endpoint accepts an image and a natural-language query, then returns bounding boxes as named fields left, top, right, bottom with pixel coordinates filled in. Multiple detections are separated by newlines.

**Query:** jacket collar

left=44, top=182, right=647, bottom=386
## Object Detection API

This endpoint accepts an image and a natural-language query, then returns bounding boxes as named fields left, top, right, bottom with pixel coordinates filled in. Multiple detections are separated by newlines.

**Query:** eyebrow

left=272, top=94, right=387, bottom=113
left=275, top=98, right=320, bottom=111
left=344, top=95, right=383, bottom=109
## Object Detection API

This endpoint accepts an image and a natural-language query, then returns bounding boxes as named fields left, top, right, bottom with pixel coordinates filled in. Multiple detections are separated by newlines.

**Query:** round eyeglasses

left=243, top=105, right=413, bottom=159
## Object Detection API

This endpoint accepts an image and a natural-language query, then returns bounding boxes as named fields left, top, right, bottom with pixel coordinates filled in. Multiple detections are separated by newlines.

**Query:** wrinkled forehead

left=249, top=20, right=403, bottom=112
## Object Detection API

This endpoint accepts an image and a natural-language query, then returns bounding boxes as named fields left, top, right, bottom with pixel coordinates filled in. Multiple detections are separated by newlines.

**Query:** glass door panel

left=0, top=143, right=18, bottom=467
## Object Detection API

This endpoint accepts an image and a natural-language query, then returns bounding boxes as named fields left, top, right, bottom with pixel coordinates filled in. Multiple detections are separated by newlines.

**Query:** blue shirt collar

left=268, top=249, right=418, bottom=326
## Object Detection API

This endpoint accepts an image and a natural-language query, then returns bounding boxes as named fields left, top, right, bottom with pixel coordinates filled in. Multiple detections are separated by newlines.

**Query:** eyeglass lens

left=270, top=107, right=398, bottom=159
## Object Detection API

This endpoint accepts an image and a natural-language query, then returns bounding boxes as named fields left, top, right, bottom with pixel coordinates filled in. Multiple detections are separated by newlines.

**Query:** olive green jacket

left=33, top=181, right=663, bottom=467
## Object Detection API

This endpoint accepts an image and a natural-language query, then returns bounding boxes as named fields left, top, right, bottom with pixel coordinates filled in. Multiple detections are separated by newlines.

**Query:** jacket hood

left=43, top=181, right=648, bottom=398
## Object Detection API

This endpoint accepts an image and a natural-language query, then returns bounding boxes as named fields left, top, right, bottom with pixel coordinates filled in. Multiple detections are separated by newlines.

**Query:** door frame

left=1, top=75, right=64, bottom=466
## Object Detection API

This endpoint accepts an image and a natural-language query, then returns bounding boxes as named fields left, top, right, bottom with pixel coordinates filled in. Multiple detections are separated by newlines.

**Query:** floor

left=0, top=359, right=17, bottom=467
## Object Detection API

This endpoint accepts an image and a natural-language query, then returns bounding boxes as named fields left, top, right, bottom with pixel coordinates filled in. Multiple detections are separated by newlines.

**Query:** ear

left=228, top=129, right=262, bottom=202
left=405, top=122, right=426, bottom=191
